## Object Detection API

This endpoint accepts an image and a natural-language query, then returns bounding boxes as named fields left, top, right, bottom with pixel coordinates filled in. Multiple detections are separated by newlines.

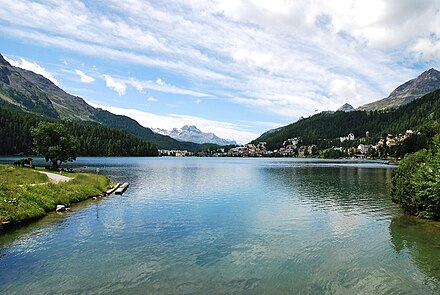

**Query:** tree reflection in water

left=390, top=215, right=440, bottom=292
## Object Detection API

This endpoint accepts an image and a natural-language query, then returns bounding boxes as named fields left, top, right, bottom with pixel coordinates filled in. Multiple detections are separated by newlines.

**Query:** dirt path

left=37, top=171, right=72, bottom=183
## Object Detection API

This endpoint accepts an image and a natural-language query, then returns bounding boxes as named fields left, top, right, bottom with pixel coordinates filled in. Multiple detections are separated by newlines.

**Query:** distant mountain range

left=357, top=68, right=440, bottom=111
left=0, top=53, right=218, bottom=152
left=152, top=125, right=237, bottom=146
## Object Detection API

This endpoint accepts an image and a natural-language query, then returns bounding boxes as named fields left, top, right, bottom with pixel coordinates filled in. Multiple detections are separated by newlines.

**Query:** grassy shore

left=0, top=165, right=110, bottom=225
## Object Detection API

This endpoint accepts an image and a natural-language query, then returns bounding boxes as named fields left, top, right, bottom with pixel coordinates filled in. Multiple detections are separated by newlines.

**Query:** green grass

left=0, top=165, right=49, bottom=185
left=0, top=165, right=110, bottom=224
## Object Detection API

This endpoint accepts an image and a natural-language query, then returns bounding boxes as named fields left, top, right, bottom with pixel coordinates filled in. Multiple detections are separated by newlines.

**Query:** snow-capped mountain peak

left=152, top=125, right=237, bottom=146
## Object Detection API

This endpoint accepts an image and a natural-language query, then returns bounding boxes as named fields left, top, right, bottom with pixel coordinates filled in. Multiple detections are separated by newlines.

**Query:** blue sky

left=1, top=0, right=439, bottom=143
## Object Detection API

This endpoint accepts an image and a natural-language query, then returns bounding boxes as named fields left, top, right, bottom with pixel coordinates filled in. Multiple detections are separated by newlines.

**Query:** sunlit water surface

left=1, top=157, right=439, bottom=294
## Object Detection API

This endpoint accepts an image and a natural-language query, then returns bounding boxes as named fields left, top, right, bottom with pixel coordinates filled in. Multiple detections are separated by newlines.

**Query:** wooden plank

left=106, top=183, right=120, bottom=195
left=115, top=182, right=129, bottom=195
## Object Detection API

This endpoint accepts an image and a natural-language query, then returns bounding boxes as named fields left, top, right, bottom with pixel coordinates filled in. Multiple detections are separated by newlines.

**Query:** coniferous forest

left=0, top=107, right=158, bottom=156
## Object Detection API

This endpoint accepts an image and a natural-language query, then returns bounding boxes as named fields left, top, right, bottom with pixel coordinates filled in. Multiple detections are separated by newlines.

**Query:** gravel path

left=37, top=171, right=72, bottom=183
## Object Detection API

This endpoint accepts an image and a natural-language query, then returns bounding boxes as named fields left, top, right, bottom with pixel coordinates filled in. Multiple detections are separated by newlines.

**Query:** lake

left=1, top=157, right=439, bottom=294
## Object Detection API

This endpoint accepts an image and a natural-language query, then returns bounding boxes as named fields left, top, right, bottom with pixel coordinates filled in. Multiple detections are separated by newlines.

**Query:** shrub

left=391, top=135, right=440, bottom=220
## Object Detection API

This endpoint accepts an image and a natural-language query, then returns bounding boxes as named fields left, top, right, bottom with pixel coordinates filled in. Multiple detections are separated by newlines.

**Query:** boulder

left=56, top=205, right=66, bottom=212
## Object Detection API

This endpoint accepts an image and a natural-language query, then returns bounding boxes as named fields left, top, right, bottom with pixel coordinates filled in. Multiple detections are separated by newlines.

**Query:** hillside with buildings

left=253, top=84, right=440, bottom=153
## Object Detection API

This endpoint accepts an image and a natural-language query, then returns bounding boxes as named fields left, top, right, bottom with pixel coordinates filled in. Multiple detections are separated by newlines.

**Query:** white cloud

left=127, top=77, right=210, bottom=97
left=90, top=103, right=259, bottom=144
left=103, top=74, right=126, bottom=96
left=4, top=56, right=59, bottom=86
left=101, top=74, right=210, bottom=97
left=0, top=0, right=437, bottom=122
left=75, top=69, right=95, bottom=83
left=156, top=78, right=165, bottom=85
left=409, top=38, right=440, bottom=61
left=147, top=97, right=158, bottom=102
left=329, top=77, right=362, bottom=106
left=194, top=99, right=201, bottom=104
left=319, top=0, right=440, bottom=50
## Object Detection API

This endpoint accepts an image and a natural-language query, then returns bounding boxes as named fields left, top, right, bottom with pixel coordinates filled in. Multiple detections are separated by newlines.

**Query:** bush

left=391, top=135, right=440, bottom=220
left=319, top=148, right=347, bottom=159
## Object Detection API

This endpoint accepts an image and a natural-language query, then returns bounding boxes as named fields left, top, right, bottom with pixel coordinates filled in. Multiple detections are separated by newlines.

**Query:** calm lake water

left=1, top=157, right=440, bottom=294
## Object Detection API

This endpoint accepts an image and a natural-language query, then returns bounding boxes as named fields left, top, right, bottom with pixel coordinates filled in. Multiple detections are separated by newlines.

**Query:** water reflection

left=0, top=157, right=439, bottom=294
left=390, top=215, right=440, bottom=293
left=266, top=166, right=395, bottom=216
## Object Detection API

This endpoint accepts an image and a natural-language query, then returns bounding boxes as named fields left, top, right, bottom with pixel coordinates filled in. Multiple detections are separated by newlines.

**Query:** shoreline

left=0, top=165, right=114, bottom=232
left=0, top=186, right=116, bottom=232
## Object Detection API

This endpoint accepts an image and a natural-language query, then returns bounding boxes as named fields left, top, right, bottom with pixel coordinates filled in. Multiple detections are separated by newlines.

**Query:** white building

left=357, top=144, right=371, bottom=154
left=340, top=133, right=355, bottom=142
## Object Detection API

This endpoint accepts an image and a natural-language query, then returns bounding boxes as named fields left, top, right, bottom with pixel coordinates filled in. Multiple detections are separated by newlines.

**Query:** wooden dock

left=115, top=182, right=129, bottom=195
left=91, top=183, right=122, bottom=200
left=106, top=183, right=120, bottom=195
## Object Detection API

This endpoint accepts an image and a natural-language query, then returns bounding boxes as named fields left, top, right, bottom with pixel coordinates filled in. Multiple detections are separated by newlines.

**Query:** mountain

left=152, top=125, right=237, bottom=145
left=0, top=55, right=95, bottom=120
left=358, top=68, right=440, bottom=111
left=90, top=109, right=216, bottom=151
left=337, top=103, right=354, bottom=112
left=0, top=53, right=209, bottom=152
left=253, top=88, right=440, bottom=150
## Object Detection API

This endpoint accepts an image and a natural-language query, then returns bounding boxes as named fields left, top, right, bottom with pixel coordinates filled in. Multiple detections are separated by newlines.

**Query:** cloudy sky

left=1, top=0, right=439, bottom=143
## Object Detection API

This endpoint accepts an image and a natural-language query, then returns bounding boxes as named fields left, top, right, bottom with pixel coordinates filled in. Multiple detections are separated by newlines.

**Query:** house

left=228, top=146, right=249, bottom=156
left=257, top=142, right=267, bottom=150
left=283, top=137, right=301, bottom=147
left=386, top=138, right=396, bottom=147
left=308, top=145, right=317, bottom=156
left=357, top=144, right=371, bottom=154
left=405, top=130, right=413, bottom=138
left=159, top=149, right=193, bottom=157
left=298, top=146, right=306, bottom=157
left=340, top=133, right=355, bottom=142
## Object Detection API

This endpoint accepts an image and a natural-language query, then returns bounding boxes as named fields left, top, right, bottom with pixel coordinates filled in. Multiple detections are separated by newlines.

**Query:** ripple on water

left=0, top=157, right=438, bottom=294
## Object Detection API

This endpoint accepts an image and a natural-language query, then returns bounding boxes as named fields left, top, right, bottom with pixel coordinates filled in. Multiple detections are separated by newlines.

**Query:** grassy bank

left=0, top=165, right=110, bottom=225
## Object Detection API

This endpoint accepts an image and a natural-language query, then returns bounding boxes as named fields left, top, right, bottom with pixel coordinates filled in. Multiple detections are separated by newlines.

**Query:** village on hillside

left=158, top=129, right=418, bottom=159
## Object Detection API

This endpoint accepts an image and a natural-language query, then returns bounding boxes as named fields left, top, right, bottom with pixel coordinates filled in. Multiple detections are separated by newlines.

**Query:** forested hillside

left=0, top=108, right=158, bottom=156
left=254, top=90, right=440, bottom=149
left=0, top=54, right=210, bottom=151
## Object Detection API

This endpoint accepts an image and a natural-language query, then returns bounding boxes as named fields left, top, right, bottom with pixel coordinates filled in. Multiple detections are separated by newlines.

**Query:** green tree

left=319, top=148, right=346, bottom=159
left=412, top=135, right=440, bottom=219
left=30, top=122, right=79, bottom=170
left=391, top=135, right=440, bottom=220
left=390, top=149, right=428, bottom=215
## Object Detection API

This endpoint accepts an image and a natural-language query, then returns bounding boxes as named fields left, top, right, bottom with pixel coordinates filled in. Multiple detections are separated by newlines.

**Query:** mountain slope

left=258, top=126, right=284, bottom=138
left=253, top=89, right=440, bottom=150
left=0, top=107, right=158, bottom=156
left=152, top=125, right=237, bottom=145
left=0, top=53, right=209, bottom=151
left=358, top=68, right=440, bottom=111
left=0, top=54, right=95, bottom=120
